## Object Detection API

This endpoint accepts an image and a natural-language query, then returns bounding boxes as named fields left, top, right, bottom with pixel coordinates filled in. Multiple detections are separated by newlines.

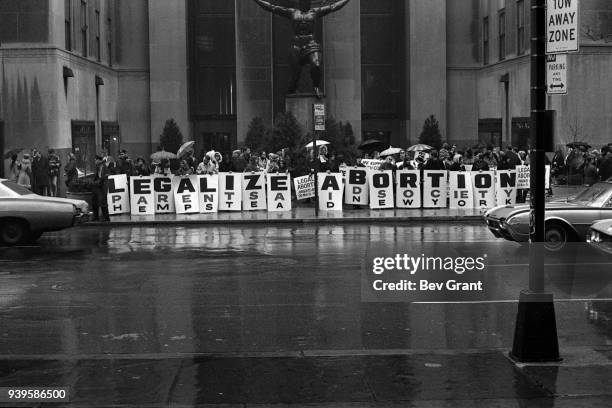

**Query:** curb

left=83, top=215, right=484, bottom=227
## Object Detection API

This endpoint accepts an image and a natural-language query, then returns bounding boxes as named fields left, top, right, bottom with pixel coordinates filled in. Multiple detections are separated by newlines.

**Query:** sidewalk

left=86, top=207, right=486, bottom=227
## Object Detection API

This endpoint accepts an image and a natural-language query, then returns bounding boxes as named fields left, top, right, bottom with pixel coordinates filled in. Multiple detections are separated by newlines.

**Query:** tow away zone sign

left=547, top=54, right=567, bottom=95
left=546, top=0, right=579, bottom=54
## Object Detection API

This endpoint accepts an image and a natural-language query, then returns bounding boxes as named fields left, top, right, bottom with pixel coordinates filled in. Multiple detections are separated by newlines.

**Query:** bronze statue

left=252, top=0, right=351, bottom=98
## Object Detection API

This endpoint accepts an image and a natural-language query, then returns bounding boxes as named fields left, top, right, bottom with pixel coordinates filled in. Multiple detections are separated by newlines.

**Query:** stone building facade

left=1, top=0, right=612, bottom=180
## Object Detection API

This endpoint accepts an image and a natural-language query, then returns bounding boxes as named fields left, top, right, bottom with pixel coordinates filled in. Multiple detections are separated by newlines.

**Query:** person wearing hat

left=17, top=153, right=32, bottom=189
left=91, top=154, right=110, bottom=222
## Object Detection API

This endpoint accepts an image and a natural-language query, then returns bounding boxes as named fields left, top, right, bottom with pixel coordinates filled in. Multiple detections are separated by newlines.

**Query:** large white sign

left=174, top=175, right=199, bottom=214
left=423, top=171, right=447, bottom=208
left=293, top=175, right=315, bottom=200
left=395, top=170, right=421, bottom=209
left=368, top=170, right=394, bottom=209
left=218, top=173, right=242, bottom=211
left=267, top=174, right=292, bottom=211
left=344, top=168, right=369, bottom=205
left=546, top=0, right=579, bottom=54
left=107, top=174, right=130, bottom=215
left=448, top=172, right=473, bottom=210
left=318, top=173, right=344, bottom=211
left=547, top=54, right=568, bottom=95
left=242, top=173, right=267, bottom=211
left=130, top=176, right=155, bottom=215
left=495, top=170, right=518, bottom=206
left=472, top=171, right=496, bottom=210
left=198, top=174, right=218, bottom=213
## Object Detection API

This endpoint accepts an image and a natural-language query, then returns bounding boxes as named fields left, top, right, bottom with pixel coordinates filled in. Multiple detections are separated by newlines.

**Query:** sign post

left=546, top=54, right=567, bottom=94
left=312, top=103, right=326, bottom=216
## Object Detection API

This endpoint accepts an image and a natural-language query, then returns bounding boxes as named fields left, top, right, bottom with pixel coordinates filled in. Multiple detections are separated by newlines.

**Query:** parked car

left=0, top=179, right=89, bottom=245
left=587, top=219, right=612, bottom=255
left=485, top=181, right=612, bottom=250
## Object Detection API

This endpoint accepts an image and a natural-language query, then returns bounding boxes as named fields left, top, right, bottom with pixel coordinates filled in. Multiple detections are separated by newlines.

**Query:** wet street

left=1, top=224, right=612, bottom=407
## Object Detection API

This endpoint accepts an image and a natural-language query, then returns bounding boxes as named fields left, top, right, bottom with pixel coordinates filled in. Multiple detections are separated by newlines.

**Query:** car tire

left=544, top=223, right=571, bottom=251
left=0, top=219, right=29, bottom=246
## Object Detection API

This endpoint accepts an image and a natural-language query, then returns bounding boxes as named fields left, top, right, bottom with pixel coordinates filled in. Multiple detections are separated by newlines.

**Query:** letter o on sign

left=474, top=174, right=492, bottom=189
left=373, top=173, right=390, bottom=188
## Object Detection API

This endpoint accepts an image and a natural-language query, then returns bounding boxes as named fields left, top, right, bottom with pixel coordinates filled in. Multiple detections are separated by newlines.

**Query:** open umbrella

left=407, top=143, right=433, bottom=152
left=3, top=148, right=23, bottom=159
left=150, top=150, right=177, bottom=161
left=380, top=146, right=403, bottom=157
left=304, top=140, right=330, bottom=149
left=177, top=141, right=195, bottom=158
left=358, top=139, right=385, bottom=150
left=566, top=142, right=591, bottom=150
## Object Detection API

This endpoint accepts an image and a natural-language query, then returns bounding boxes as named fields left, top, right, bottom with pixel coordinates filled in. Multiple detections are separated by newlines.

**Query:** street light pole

left=510, top=0, right=560, bottom=363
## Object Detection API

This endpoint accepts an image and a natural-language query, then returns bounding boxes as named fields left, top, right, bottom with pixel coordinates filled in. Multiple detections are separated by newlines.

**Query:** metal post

left=510, top=0, right=560, bottom=363
left=313, top=131, right=319, bottom=217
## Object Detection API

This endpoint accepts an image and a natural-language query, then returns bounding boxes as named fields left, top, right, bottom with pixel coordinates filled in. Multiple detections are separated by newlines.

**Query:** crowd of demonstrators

left=8, top=148, right=62, bottom=197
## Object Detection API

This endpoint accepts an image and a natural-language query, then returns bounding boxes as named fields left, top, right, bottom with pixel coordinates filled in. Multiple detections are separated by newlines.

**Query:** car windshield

left=1, top=181, right=35, bottom=196
left=569, top=183, right=612, bottom=207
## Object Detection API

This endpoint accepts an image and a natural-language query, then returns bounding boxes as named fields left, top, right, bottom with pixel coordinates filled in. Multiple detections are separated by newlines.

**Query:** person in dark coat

left=598, top=146, right=612, bottom=181
left=92, top=154, right=110, bottom=222
left=423, top=151, right=445, bottom=170
left=472, top=153, right=490, bottom=171
left=230, top=150, right=247, bottom=172
left=32, top=149, right=50, bottom=196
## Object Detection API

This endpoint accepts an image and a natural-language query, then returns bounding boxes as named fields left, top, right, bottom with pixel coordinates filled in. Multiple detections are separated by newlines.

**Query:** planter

left=66, top=191, right=94, bottom=208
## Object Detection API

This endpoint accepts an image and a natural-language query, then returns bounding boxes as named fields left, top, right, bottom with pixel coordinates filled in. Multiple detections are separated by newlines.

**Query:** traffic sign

left=546, top=54, right=567, bottom=95
left=313, top=103, right=326, bottom=131
left=546, top=0, right=579, bottom=54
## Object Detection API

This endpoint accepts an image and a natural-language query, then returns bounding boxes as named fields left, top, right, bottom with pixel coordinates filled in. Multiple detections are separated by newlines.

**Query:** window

left=107, top=17, right=112, bottom=66
left=483, top=17, right=489, bottom=65
left=517, top=0, right=525, bottom=55
left=64, top=0, right=72, bottom=50
left=499, top=9, right=506, bottom=61
left=95, top=10, right=101, bottom=61
left=80, top=0, right=87, bottom=56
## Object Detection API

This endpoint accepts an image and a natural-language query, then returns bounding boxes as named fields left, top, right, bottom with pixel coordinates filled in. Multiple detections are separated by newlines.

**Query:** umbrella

left=150, top=150, right=177, bottom=161
left=3, top=148, right=23, bottom=159
left=407, top=143, right=433, bottom=152
left=380, top=146, right=403, bottom=157
left=566, top=142, right=591, bottom=150
left=177, top=141, right=195, bottom=158
left=358, top=139, right=385, bottom=150
left=304, top=140, right=330, bottom=149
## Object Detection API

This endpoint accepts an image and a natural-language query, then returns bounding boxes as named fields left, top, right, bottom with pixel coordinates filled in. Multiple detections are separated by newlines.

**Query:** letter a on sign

left=318, top=173, right=343, bottom=211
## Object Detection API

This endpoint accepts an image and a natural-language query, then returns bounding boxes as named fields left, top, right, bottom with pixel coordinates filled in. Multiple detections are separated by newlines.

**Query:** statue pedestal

left=285, top=94, right=326, bottom=135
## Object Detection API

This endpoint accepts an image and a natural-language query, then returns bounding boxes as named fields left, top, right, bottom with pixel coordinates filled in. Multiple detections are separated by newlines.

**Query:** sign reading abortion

left=423, top=171, right=447, bottom=208
left=368, top=170, right=394, bottom=209
left=242, top=172, right=267, bottom=210
left=395, top=170, right=421, bottom=209
left=293, top=175, right=315, bottom=200
left=107, top=174, right=130, bottom=215
left=448, top=172, right=473, bottom=209
left=174, top=175, right=200, bottom=214
left=345, top=168, right=369, bottom=205
left=472, top=171, right=496, bottom=209
left=318, top=173, right=343, bottom=210
left=267, top=173, right=292, bottom=211
left=130, top=176, right=155, bottom=215
left=495, top=170, right=517, bottom=206
left=218, top=173, right=242, bottom=211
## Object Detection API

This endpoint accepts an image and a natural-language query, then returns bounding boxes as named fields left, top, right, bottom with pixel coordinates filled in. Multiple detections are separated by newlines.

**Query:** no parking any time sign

left=547, top=54, right=567, bottom=95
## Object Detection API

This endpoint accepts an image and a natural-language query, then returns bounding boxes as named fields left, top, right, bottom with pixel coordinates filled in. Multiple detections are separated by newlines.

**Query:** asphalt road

left=0, top=224, right=611, bottom=407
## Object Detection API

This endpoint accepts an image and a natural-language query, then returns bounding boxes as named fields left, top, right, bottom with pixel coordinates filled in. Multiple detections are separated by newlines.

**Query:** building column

left=148, top=0, right=190, bottom=145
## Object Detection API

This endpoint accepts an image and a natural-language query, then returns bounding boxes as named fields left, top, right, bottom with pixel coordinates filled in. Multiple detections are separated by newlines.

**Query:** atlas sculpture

left=252, top=0, right=351, bottom=98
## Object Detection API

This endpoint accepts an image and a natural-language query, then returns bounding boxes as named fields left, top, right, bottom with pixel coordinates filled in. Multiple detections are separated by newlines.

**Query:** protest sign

left=515, top=165, right=551, bottom=189
left=345, top=167, right=369, bottom=205
left=423, top=171, right=448, bottom=208
left=130, top=176, right=155, bottom=215
left=107, top=174, right=129, bottom=215
left=174, top=175, right=200, bottom=214
left=496, top=170, right=517, bottom=206
left=267, top=173, right=292, bottom=211
left=395, top=170, right=421, bottom=209
left=198, top=174, right=218, bottom=213
left=242, top=172, right=267, bottom=211
left=448, top=172, right=473, bottom=209
left=218, top=173, right=242, bottom=211
left=293, top=175, right=315, bottom=200
left=472, top=171, right=496, bottom=209
left=361, top=159, right=384, bottom=170
left=318, top=173, right=344, bottom=211
left=153, top=176, right=175, bottom=214
left=368, top=170, right=394, bottom=209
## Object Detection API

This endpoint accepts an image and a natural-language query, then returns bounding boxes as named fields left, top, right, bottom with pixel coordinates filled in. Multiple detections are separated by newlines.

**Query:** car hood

left=486, top=201, right=582, bottom=220
left=21, top=194, right=89, bottom=212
